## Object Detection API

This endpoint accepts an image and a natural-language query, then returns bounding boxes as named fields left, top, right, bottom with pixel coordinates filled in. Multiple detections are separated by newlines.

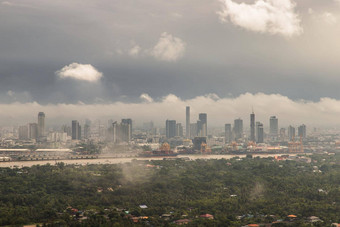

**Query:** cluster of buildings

left=1, top=107, right=310, bottom=152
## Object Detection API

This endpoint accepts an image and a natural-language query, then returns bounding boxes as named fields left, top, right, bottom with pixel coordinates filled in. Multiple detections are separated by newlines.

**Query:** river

left=0, top=153, right=297, bottom=168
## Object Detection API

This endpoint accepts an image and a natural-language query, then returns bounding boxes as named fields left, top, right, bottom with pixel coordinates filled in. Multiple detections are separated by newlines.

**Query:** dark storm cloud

left=0, top=0, right=340, bottom=106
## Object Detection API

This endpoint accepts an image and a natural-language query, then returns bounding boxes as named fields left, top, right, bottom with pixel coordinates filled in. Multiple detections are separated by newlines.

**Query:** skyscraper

left=198, top=113, right=207, bottom=137
left=176, top=123, right=183, bottom=137
left=121, top=119, right=132, bottom=142
left=234, top=118, right=243, bottom=140
left=18, top=125, right=29, bottom=140
left=38, top=112, right=45, bottom=138
left=72, top=120, right=81, bottom=140
left=269, top=116, right=278, bottom=137
left=288, top=125, right=295, bottom=141
left=256, top=122, right=264, bottom=143
left=298, top=124, right=306, bottom=139
left=186, top=106, right=190, bottom=138
left=225, top=124, right=232, bottom=144
left=166, top=120, right=176, bottom=138
left=29, top=123, right=38, bottom=140
left=250, top=111, right=255, bottom=142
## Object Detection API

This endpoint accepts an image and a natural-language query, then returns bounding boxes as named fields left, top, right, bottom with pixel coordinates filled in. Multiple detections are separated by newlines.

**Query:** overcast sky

left=2, top=0, right=340, bottom=127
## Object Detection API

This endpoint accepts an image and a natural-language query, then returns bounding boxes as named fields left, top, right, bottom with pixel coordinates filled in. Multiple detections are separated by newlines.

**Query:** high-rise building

left=197, top=113, right=207, bottom=137
left=288, top=125, right=295, bottom=141
left=190, top=123, right=197, bottom=138
left=256, top=122, right=264, bottom=143
left=18, top=125, right=29, bottom=140
left=250, top=111, right=255, bottom=142
left=225, top=124, right=232, bottom=144
left=72, top=120, right=81, bottom=140
left=269, top=116, right=278, bottom=137
left=280, top=128, right=286, bottom=141
left=166, top=120, right=176, bottom=138
left=38, top=112, right=45, bottom=138
left=112, top=121, right=118, bottom=143
left=234, top=118, right=243, bottom=140
left=176, top=123, right=183, bottom=137
left=84, top=124, right=91, bottom=139
left=298, top=124, right=306, bottom=139
left=121, top=119, right=132, bottom=141
left=186, top=106, right=190, bottom=138
left=29, top=123, right=38, bottom=140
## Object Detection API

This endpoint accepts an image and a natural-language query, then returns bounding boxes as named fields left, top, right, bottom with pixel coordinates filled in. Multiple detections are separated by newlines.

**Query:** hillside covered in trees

left=0, top=154, right=340, bottom=226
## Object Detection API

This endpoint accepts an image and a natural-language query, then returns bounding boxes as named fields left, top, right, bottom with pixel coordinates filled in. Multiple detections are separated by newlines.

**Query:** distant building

left=250, top=111, right=255, bottom=142
left=193, top=137, right=206, bottom=150
left=84, top=124, right=91, bottom=139
left=269, top=116, right=278, bottom=137
left=38, top=112, right=45, bottom=138
left=256, top=122, right=264, bottom=143
left=18, top=125, right=29, bottom=140
left=197, top=113, right=207, bottom=137
left=120, top=119, right=132, bottom=142
left=186, top=106, right=190, bottom=138
left=176, top=123, right=183, bottom=137
left=190, top=123, right=197, bottom=138
left=72, top=120, right=81, bottom=140
left=121, top=119, right=132, bottom=141
left=234, top=118, right=243, bottom=140
left=288, top=125, right=295, bottom=141
left=298, top=124, right=306, bottom=139
left=225, top=124, right=232, bottom=144
left=280, top=128, right=286, bottom=140
left=29, top=123, right=38, bottom=140
left=166, top=120, right=176, bottom=138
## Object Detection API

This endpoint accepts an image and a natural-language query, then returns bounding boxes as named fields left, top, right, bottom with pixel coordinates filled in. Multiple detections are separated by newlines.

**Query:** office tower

left=84, top=123, right=91, bottom=139
left=288, top=125, right=295, bottom=141
left=190, top=123, right=197, bottom=138
left=250, top=111, right=255, bottom=142
left=122, top=119, right=132, bottom=141
left=72, top=120, right=81, bottom=140
left=225, top=124, right=232, bottom=144
left=256, top=122, right=264, bottom=143
left=38, top=112, right=45, bottom=138
left=198, top=113, right=207, bottom=137
left=112, top=121, right=118, bottom=143
left=298, top=124, right=306, bottom=139
left=166, top=120, right=176, bottom=138
left=29, top=123, right=38, bottom=140
left=234, top=118, right=243, bottom=140
left=176, top=123, right=183, bottom=137
left=186, top=106, right=190, bottom=138
left=18, top=125, right=29, bottom=140
left=280, top=128, right=286, bottom=140
left=269, top=116, right=278, bottom=136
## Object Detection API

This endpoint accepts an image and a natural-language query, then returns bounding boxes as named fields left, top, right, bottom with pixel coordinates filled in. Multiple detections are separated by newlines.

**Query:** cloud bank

left=217, top=0, right=302, bottom=37
left=56, top=63, right=103, bottom=82
left=3, top=93, right=340, bottom=128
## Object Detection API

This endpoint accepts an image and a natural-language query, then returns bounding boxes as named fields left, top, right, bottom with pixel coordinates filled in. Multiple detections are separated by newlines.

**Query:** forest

left=0, top=153, right=339, bottom=226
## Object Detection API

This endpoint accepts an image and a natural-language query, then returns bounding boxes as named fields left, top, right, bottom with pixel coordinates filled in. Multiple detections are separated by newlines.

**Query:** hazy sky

left=2, top=0, right=340, bottom=127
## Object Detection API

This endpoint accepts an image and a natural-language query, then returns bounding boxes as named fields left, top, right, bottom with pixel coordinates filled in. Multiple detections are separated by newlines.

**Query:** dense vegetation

left=0, top=154, right=340, bottom=226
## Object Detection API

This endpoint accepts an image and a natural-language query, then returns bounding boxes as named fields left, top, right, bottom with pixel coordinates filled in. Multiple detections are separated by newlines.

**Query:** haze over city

left=1, top=0, right=340, bottom=126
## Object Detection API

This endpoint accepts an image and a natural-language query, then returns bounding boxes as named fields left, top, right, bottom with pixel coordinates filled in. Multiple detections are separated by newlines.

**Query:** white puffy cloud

left=56, top=63, right=103, bottom=82
left=140, top=93, right=153, bottom=103
left=217, top=0, right=302, bottom=37
left=150, top=32, right=186, bottom=61
left=3, top=93, right=340, bottom=128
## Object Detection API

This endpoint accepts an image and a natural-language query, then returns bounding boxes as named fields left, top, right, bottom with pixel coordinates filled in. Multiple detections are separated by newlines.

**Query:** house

left=199, top=214, right=214, bottom=219
left=175, top=219, right=191, bottom=225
